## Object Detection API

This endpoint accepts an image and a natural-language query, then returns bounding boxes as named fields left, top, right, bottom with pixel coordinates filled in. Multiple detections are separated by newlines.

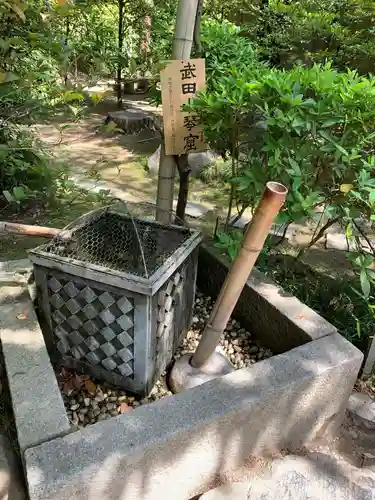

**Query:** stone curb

left=197, top=245, right=337, bottom=354
left=24, top=333, right=363, bottom=500
left=0, top=259, right=32, bottom=286
left=0, top=259, right=364, bottom=500
left=0, top=288, right=70, bottom=453
left=347, top=392, right=375, bottom=431
left=0, top=260, right=32, bottom=274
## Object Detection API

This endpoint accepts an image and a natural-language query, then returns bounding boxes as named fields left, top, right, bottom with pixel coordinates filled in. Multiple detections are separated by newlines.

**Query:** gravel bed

left=56, top=292, right=273, bottom=428
left=355, top=377, right=375, bottom=397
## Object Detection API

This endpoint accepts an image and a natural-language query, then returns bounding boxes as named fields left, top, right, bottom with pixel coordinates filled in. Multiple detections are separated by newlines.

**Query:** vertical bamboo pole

left=194, top=0, right=204, bottom=55
left=191, top=182, right=288, bottom=368
left=117, top=0, right=124, bottom=109
left=155, top=0, right=199, bottom=224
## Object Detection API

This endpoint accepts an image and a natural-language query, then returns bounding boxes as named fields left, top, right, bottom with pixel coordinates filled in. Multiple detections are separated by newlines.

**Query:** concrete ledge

left=0, top=259, right=32, bottom=274
left=347, top=392, right=375, bottom=431
left=0, top=288, right=70, bottom=452
left=197, top=245, right=337, bottom=353
left=25, top=333, right=363, bottom=500
left=0, top=259, right=32, bottom=286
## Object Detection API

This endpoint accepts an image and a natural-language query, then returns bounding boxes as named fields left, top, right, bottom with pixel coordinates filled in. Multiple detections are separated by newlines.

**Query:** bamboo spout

left=191, top=181, right=288, bottom=369
left=0, top=221, right=60, bottom=238
left=0, top=221, right=75, bottom=242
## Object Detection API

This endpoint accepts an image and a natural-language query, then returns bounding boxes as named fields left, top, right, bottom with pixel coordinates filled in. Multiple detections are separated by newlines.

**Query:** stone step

left=201, top=455, right=375, bottom=499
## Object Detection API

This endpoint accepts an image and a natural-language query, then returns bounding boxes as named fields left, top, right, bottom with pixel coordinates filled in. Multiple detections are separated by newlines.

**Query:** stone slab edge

left=25, top=333, right=363, bottom=500
left=0, top=259, right=32, bottom=274
left=347, top=392, right=375, bottom=431
left=0, top=289, right=70, bottom=453
left=197, top=245, right=337, bottom=353
left=362, top=332, right=375, bottom=376
left=0, top=258, right=32, bottom=286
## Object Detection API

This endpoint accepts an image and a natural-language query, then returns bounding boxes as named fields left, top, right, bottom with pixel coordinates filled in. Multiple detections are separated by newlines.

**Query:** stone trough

left=0, top=245, right=363, bottom=500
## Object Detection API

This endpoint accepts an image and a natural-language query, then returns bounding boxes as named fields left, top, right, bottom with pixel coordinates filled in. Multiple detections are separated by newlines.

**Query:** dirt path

left=36, top=96, right=227, bottom=211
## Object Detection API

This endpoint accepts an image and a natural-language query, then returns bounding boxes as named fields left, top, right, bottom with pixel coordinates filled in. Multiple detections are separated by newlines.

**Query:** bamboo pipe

left=0, top=221, right=76, bottom=244
left=191, top=181, right=288, bottom=369
left=0, top=222, right=61, bottom=238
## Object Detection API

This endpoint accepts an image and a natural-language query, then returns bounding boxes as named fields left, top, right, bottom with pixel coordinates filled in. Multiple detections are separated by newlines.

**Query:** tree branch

left=352, top=219, right=375, bottom=255
left=297, top=216, right=340, bottom=259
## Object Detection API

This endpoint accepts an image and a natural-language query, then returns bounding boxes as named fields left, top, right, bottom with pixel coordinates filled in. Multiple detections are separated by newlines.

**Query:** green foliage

left=0, top=1, right=57, bottom=203
left=0, top=0, right=88, bottom=204
left=200, top=19, right=261, bottom=92
left=0, top=123, right=53, bottom=198
left=148, top=1, right=177, bottom=70
left=214, top=230, right=243, bottom=261
left=191, top=61, right=375, bottom=337
left=241, top=0, right=375, bottom=74
left=191, top=62, right=375, bottom=222
left=150, top=17, right=261, bottom=106
left=257, top=253, right=375, bottom=346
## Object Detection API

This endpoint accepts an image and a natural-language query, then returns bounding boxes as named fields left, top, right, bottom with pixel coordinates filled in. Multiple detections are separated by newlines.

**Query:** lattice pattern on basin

left=47, top=275, right=135, bottom=378
left=156, top=270, right=184, bottom=344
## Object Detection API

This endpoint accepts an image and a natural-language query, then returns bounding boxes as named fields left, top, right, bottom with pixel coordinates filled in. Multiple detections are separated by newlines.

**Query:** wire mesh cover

left=41, top=202, right=192, bottom=278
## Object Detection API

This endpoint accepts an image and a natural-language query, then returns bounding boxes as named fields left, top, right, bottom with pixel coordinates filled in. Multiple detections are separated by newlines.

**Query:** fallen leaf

left=16, top=312, right=27, bottom=320
left=60, top=367, right=72, bottom=381
left=119, top=402, right=131, bottom=414
left=62, top=378, right=75, bottom=395
left=85, top=379, right=96, bottom=395
left=72, top=374, right=85, bottom=390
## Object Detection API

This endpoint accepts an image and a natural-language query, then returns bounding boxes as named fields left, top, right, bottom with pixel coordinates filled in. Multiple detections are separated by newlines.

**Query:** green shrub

left=241, top=0, right=375, bottom=73
left=0, top=1, right=71, bottom=205
left=0, top=123, right=53, bottom=202
left=200, top=19, right=261, bottom=91
left=190, top=62, right=375, bottom=301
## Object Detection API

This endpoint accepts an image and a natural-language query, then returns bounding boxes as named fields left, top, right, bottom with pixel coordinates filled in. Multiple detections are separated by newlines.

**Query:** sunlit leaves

left=0, top=70, right=19, bottom=83
left=2, top=1, right=26, bottom=21
left=340, top=184, right=353, bottom=193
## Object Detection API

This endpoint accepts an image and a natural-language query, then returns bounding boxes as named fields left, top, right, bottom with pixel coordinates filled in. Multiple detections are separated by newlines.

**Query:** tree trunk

left=141, top=14, right=151, bottom=55
left=193, top=0, right=204, bottom=55
left=64, top=17, right=70, bottom=86
left=117, top=0, right=124, bottom=109
left=155, top=0, right=199, bottom=225
left=175, top=155, right=191, bottom=224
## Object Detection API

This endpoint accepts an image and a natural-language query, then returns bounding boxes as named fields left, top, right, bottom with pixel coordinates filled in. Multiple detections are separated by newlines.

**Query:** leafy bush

left=0, top=123, right=53, bottom=201
left=200, top=19, right=261, bottom=91
left=190, top=62, right=375, bottom=302
left=241, top=0, right=375, bottom=74
left=258, top=253, right=375, bottom=347
left=0, top=1, right=68, bottom=204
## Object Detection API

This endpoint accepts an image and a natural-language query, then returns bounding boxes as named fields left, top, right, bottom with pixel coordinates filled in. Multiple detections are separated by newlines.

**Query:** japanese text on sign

left=160, top=58, right=206, bottom=155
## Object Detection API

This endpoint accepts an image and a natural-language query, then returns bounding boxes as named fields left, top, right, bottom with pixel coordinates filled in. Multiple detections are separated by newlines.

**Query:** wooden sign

left=160, top=58, right=206, bottom=156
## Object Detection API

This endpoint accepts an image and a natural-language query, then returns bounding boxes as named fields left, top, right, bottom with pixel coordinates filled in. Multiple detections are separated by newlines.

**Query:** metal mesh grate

left=39, top=202, right=192, bottom=278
